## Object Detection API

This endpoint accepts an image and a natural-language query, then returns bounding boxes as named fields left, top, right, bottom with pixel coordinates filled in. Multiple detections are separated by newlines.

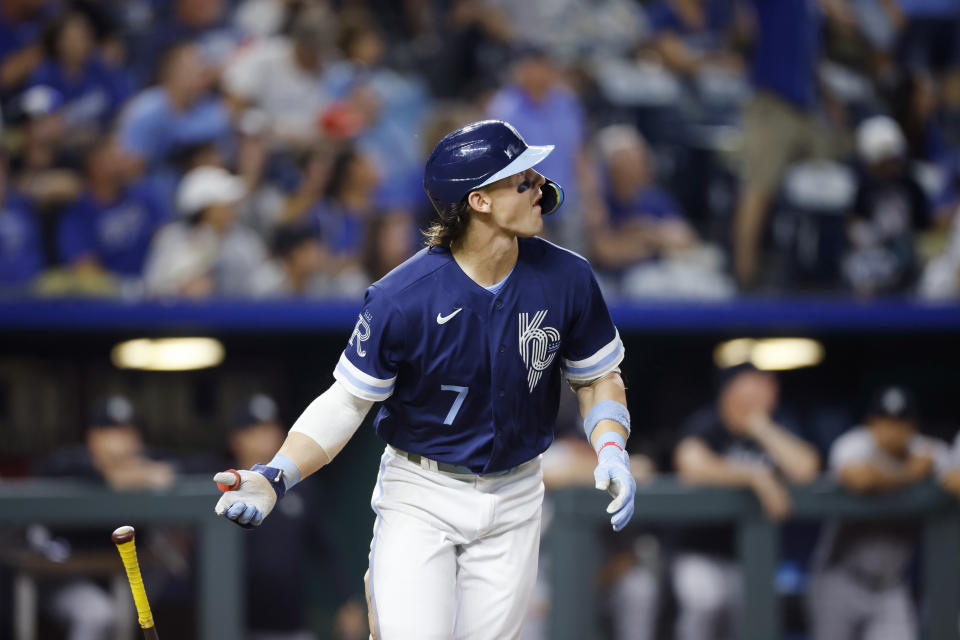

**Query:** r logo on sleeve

left=349, top=311, right=373, bottom=357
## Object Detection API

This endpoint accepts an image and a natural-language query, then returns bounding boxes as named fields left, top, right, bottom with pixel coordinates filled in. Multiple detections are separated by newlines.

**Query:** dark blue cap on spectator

left=715, top=361, right=762, bottom=392
left=867, top=385, right=918, bottom=422
left=230, top=394, right=280, bottom=431
left=88, top=394, right=136, bottom=428
left=423, top=120, right=555, bottom=215
left=270, top=223, right=316, bottom=258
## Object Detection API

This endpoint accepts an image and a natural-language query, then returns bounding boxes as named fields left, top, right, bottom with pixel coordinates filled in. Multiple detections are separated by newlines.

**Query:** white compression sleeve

left=289, top=380, right=375, bottom=462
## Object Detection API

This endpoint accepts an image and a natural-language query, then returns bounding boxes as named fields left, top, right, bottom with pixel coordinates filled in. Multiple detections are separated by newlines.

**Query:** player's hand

left=905, top=454, right=934, bottom=482
left=213, top=469, right=277, bottom=528
left=749, top=469, right=791, bottom=522
left=594, top=444, right=636, bottom=532
left=941, top=468, right=960, bottom=499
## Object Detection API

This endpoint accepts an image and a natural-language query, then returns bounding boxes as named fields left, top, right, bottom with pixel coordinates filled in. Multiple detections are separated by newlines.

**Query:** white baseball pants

left=365, top=446, right=544, bottom=640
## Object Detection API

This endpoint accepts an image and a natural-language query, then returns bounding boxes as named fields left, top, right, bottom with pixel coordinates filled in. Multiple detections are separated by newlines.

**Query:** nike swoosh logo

left=436, top=308, right=463, bottom=324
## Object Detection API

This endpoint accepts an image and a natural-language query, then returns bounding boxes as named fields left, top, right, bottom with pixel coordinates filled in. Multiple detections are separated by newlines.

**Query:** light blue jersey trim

left=485, top=264, right=516, bottom=296
left=564, top=335, right=625, bottom=381
left=566, top=344, right=622, bottom=376
left=334, top=360, right=395, bottom=401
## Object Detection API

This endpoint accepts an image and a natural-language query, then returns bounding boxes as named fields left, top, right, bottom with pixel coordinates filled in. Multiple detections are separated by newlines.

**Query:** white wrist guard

left=289, top=380, right=374, bottom=462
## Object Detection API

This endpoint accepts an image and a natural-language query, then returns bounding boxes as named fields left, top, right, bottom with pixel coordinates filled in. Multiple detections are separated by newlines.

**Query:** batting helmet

left=423, top=120, right=564, bottom=216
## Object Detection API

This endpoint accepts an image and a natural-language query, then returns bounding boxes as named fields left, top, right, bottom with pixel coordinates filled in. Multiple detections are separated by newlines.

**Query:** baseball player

left=213, top=120, right=637, bottom=639
left=809, top=385, right=949, bottom=640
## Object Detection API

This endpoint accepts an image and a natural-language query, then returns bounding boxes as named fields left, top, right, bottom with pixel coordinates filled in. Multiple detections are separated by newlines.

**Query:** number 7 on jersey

left=440, top=385, right=469, bottom=425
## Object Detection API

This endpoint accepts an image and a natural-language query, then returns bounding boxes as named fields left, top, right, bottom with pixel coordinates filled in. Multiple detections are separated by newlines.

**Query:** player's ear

left=466, top=189, right=492, bottom=214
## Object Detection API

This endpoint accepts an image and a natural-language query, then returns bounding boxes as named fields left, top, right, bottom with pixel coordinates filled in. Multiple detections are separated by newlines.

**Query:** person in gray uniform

left=809, top=385, right=950, bottom=640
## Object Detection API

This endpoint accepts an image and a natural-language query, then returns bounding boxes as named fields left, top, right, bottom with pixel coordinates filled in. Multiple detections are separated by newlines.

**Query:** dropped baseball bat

left=112, top=525, right=160, bottom=640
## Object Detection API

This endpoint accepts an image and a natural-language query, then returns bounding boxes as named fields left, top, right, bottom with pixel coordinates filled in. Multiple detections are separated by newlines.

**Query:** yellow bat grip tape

left=116, top=540, right=155, bottom=629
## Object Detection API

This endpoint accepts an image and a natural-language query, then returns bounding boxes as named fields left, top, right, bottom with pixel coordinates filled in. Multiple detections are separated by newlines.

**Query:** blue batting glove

left=594, top=440, right=636, bottom=532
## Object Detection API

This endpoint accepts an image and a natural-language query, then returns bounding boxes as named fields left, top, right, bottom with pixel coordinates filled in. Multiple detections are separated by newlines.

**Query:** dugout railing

left=0, top=478, right=957, bottom=640
left=548, top=477, right=960, bottom=640
left=0, top=478, right=243, bottom=640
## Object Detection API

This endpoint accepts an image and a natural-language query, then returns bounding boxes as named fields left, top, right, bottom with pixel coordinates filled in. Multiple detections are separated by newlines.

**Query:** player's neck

left=452, top=230, right=518, bottom=288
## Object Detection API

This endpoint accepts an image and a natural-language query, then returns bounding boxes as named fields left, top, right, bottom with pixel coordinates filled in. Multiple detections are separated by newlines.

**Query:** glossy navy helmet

left=423, top=120, right=564, bottom=216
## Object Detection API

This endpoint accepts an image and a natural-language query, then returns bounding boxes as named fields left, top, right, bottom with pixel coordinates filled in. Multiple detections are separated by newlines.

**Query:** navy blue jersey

left=334, top=236, right=624, bottom=473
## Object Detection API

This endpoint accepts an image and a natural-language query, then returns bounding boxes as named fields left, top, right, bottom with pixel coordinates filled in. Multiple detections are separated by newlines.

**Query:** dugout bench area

left=548, top=478, right=960, bottom=640
left=0, top=477, right=957, bottom=640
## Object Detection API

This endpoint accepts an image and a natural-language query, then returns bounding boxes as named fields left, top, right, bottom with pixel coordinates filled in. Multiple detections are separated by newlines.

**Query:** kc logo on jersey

left=518, top=310, right=560, bottom=392
left=349, top=310, right=372, bottom=357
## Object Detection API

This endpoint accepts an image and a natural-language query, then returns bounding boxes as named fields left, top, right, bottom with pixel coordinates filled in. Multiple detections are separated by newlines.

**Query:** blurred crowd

left=0, top=0, right=959, bottom=300
left=5, top=366, right=960, bottom=639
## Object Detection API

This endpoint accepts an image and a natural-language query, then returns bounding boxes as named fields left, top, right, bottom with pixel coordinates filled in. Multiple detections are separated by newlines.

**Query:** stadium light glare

left=714, top=338, right=824, bottom=371
left=111, top=338, right=225, bottom=371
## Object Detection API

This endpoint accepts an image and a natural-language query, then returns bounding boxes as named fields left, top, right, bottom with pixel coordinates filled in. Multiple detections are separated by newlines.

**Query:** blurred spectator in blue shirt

left=116, top=41, right=233, bottom=203
left=57, top=139, right=169, bottom=286
left=0, top=152, right=44, bottom=288
left=588, top=124, right=733, bottom=299
left=130, top=0, right=248, bottom=86
left=589, top=124, right=698, bottom=270
left=732, top=0, right=852, bottom=289
left=647, top=0, right=745, bottom=78
left=0, top=0, right=52, bottom=102
left=321, top=9, right=430, bottom=213
left=486, top=47, right=589, bottom=252
left=27, top=11, right=131, bottom=144
left=304, top=145, right=380, bottom=295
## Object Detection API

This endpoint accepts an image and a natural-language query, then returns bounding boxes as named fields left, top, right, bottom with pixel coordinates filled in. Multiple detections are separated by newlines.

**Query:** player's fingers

left=237, top=504, right=260, bottom=526
left=611, top=501, right=634, bottom=531
left=225, top=502, right=247, bottom=520
left=594, top=466, right=610, bottom=491
left=606, top=478, right=626, bottom=513
left=214, top=493, right=236, bottom=516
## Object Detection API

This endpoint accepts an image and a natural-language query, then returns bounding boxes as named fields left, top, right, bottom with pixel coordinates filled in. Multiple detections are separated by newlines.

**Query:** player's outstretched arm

left=575, top=372, right=636, bottom=532
left=214, top=380, right=374, bottom=528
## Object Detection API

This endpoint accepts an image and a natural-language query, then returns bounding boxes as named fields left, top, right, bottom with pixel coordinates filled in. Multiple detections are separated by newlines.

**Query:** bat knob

left=214, top=469, right=242, bottom=492
left=112, top=525, right=135, bottom=544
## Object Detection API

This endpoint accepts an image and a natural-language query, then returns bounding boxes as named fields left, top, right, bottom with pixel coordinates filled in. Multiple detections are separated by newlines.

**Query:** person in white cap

left=143, top=165, right=266, bottom=297
left=843, top=115, right=930, bottom=296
